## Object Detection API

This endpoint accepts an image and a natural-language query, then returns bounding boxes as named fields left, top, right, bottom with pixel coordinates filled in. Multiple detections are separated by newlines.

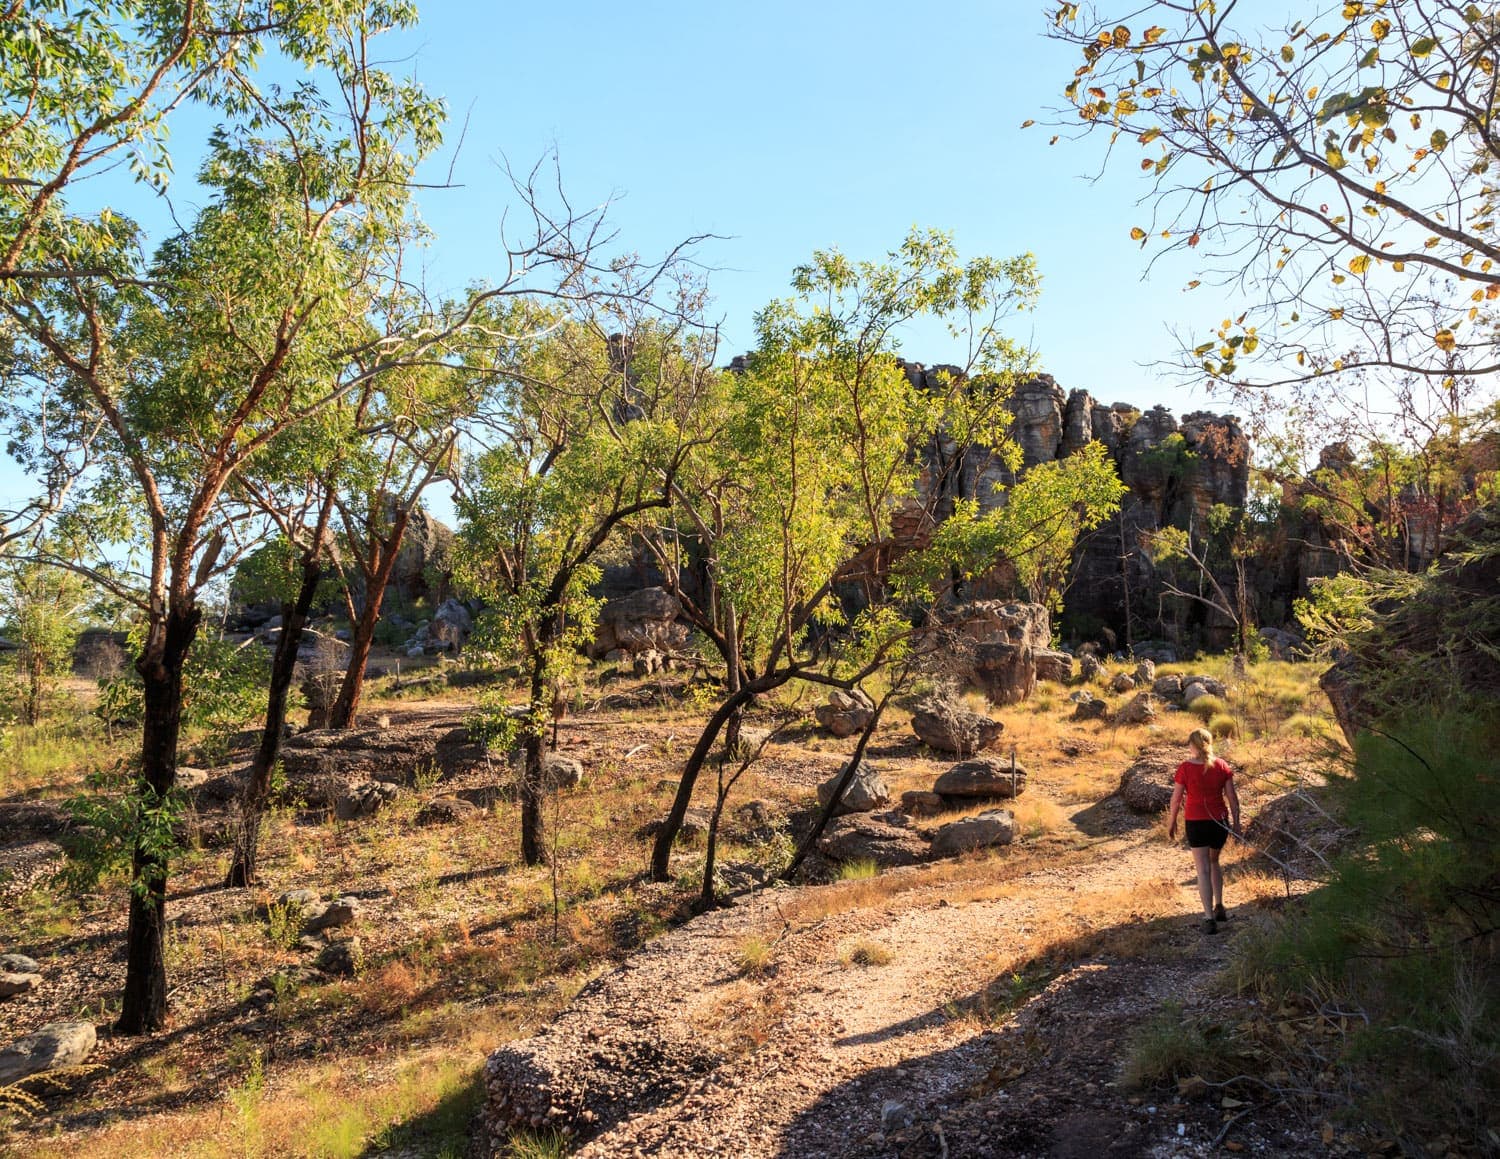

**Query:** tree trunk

left=226, top=554, right=322, bottom=887
left=327, top=506, right=412, bottom=730
left=650, top=682, right=760, bottom=881
left=781, top=693, right=886, bottom=880
left=118, top=601, right=200, bottom=1035
left=519, top=642, right=547, bottom=869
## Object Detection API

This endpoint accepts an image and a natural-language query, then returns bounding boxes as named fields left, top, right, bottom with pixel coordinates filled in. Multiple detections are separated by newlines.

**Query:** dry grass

left=839, top=938, right=894, bottom=967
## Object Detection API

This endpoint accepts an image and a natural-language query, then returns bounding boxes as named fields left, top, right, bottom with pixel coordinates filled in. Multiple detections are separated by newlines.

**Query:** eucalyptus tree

left=1047, top=0, right=1500, bottom=432
left=0, top=5, right=445, bottom=1032
left=455, top=307, right=713, bottom=866
left=649, top=230, right=1049, bottom=883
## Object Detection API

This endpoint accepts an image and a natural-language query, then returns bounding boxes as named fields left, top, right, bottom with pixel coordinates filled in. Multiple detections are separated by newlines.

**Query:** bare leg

left=1191, top=846, right=1214, bottom=918
left=1209, top=846, right=1225, bottom=911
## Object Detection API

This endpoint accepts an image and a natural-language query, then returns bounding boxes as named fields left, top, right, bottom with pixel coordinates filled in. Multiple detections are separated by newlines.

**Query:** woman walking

left=1166, top=726, right=1242, bottom=934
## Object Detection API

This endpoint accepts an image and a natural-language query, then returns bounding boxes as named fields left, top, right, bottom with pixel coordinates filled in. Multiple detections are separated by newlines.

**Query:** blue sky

left=4, top=1, right=1239, bottom=516
left=384, top=0, right=1222, bottom=409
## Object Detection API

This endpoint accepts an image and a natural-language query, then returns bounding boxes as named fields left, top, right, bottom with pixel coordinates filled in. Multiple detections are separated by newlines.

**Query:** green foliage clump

left=1121, top=1004, right=1216, bottom=1089
left=1188, top=693, right=1226, bottom=722
left=1207, top=712, right=1239, bottom=739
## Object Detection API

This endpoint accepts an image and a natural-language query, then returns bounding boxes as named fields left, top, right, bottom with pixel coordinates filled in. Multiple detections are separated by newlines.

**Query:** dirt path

left=482, top=820, right=1283, bottom=1158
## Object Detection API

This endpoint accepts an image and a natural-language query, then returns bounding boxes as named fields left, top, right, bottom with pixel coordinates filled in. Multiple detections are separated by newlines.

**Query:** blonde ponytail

left=1188, top=727, right=1214, bottom=763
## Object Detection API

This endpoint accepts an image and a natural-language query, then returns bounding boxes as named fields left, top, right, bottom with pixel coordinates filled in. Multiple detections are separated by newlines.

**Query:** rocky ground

left=482, top=817, right=1322, bottom=1159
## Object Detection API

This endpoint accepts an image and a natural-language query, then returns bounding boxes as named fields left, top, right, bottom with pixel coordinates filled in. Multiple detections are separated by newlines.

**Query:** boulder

left=1182, top=681, right=1209, bottom=706
left=278, top=888, right=319, bottom=909
left=0, top=973, right=41, bottom=998
left=1152, top=674, right=1184, bottom=700
left=1319, top=656, right=1366, bottom=749
left=1133, top=659, right=1156, bottom=685
left=430, top=598, right=473, bottom=651
left=302, top=897, right=360, bottom=933
left=590, top=587, right=690, bottom=658
left=0, top=954, right=40, bottom=975
left=972, top=640, right=1036, bottom=705
left=0, top=1022, right=96, bottom=1085
left=416, top=796, right=481, bottom=825
left=1183, top=675, right=1228, bottom=700
left=933, top=757, right=1028, bottom=801
left=679, top=806, right=713, bottom=841
left=898, top=790, right=947, bottom=819
left=1079, top=654, right=1103, bottom=683
left=335, top=780, right=398, bottom=820
left=1071, top=695, right=1110, bottom=722
left=816, top=762, right=890, bottom=816
left=1110, top=671, right=1137, bottom=694
left=314, top=938, right=363, bottom=978
left=1115, top=692, right=1160, bottom=726
left=813, top=689, right=875, bottom=738
left=542, top=755, right=584, bottom=790
left=1034, top=649, right=1074, bottom=684
left=817, top=812, right=928, bottom=868
left=910, top=703, right=1003, bottom=756
left=281, top=714, right=489, bottom=797
left=1118, top=755, right=1177, bottom=813
left=930, top=810, right=1016, bottom=858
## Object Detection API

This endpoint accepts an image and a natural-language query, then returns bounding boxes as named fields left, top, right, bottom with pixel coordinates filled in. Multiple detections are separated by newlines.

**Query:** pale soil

left=543, top=829, right=1307, bottom=1159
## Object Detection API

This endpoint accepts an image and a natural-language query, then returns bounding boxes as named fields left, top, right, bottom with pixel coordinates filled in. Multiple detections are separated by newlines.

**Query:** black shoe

left=1201, top=918, right=1218, bottom=935
left=1214, top=904, right=1229, bottom=923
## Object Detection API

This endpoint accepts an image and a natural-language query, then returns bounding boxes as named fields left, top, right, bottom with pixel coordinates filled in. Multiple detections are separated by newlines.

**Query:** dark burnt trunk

left=117, top=601, right=200, bottom=1035
left=520, top=650, right=549, bottom=867
left=781, top=691, right=887, bottom=880
left=650, top=681, right=761, bottom=881
left=226, top=553, right=322, bottom=887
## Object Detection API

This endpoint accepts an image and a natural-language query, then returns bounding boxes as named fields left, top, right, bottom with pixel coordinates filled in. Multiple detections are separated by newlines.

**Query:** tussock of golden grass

left=840, top=938, right=894, bottom=967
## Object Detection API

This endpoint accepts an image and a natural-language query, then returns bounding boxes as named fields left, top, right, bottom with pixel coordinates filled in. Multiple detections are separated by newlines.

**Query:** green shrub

left=1280, top=713, right=1334, bottom=740
left=836, top=858, right=879, bottom=881
left=1188, top=693, right=1226, bottom=722
left=1208, top=712, right=1239, bottom=739
left=1121, top=1004, right=1215, bottom=1088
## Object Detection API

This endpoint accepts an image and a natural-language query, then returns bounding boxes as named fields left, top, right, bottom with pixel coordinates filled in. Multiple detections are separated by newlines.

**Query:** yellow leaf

left=1329, top=307, right=1345, bottom=320
left=1350, top=255, right=1371, bottom=274
left=1393, top=260, right=1406, bottom=271
left=1140, top=127, right=1161, bottom=144
left=1435, top=329, right=1457, bottom=351
left=1021, top=119, right=1036, bottom=128
left=1112, top=24, right=1131, bottom=47
left=1374, top=180, right=1387, bottom=194
left=1144, top=25, right=1166, bottom=43
left=1131, top=226, right=1147, bottom=240
left=1308, top=85, right=1320, bottom=100
left=1370, top=17, right=1390, bottom=39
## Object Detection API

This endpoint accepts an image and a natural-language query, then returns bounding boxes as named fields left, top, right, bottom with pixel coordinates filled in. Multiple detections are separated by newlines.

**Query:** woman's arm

left=1167, top=783, right=1184, bottom=840
left=1226, top=777, right=1241, bottom=834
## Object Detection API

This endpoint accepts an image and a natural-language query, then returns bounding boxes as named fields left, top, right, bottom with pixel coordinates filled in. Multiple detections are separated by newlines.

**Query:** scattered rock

left=416, top=796, right=481, bottom=824
left=910, top=702, right=1003, bottom=756
left=815, top=761, right=889, bottom=815
left=1110, top=671, right=1137, bottom=694
left=972, top=640, right=1037, bottom=705
left=0, top=954, right=40, bottom=975
left=632, top=650, right=665, bottom=677
left=335, top=780, right=399, bottom=820
left=1071, top=695, right=1110, bottom=722
left=0, top=973, right=42, bottom=998
left=0, top=1021, right=96, bottom=1085
left=1152, top=674, right=1184, bottom=700
left=302, top=897, right=360, bottom=933
left=898, top=790, right=947, bottom=819
left=314, top=938, right=363, bottom=978
left=817, top=813, right=929, bottom=868
left=1034, top=649, right=1074, bottom=684
left=590, top=587, right=690, bottom=658
left=1079, top=654, right=1103, bottom=683
left=1118, top=755, right=1177, bottom=813
left=543, top=755, right=584, bottom=790
left=1115, top=692, right=1160, bottom=726
left=679, top=806, right=713, bottom=841
left=277, top=888, right=318, bottom=909
left=176, top=766, right=210, bottom=791
left=1133, top=659, right=1156, bottom=685
left=882, top=1100, right=915, bottom=1132
left=1183, top=675, right=1228, bottom=700
left=430, top=598, right=474, bottom=651
left=933, top=757, right=1028, bottom=801
left=930, top=809, right=1016, bottom=858
left=813, top=689, right=875, bottom=738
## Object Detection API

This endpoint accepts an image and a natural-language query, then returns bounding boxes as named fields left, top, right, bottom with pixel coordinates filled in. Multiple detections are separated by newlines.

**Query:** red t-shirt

left=1173, top=757, right=1233, bottom=821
